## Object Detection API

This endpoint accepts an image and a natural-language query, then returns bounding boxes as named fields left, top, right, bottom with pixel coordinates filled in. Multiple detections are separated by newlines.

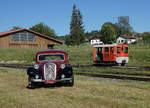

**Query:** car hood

left=38, top=61, right=65, bottom=68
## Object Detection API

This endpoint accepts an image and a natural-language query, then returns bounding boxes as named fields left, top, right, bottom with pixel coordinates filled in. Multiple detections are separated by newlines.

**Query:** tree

left=142, top=33, right=150, bottom=43
left=85, top=30, right=99, bottom=41
left=99, top=22, right=117, bottom=44
left=116, top=16, right=133, bottom=35
left=29, top=22, right=56, bottom=38
left=12, top=26, right=22, bottom=30
left=65, top=35, right=72, bottom=46
left=65, top=4, right=85, bottom=46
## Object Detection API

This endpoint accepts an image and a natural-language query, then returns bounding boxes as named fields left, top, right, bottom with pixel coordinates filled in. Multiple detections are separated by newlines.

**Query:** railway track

left=0, top=63, right=150, bottom=70
left=76, top=73, right=150, bottom=82
left=0, top=63, right=150, bottom=82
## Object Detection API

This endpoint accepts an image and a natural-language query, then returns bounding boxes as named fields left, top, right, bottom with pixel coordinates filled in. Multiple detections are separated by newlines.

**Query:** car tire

left=66, top=75, right=74, bottom=87
left=27, top=77, right=35, bottom=89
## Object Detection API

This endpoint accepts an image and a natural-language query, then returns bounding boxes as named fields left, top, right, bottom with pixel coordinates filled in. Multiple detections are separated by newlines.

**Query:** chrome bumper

left=31, top=78, right=72, bottom=82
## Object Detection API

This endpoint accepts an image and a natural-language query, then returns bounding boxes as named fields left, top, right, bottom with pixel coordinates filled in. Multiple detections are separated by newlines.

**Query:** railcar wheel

left=121, top=63, right=126, bottom=66
left=27, top=77, right=35, bottom=89
left=121, top=61, right=126, bottom=66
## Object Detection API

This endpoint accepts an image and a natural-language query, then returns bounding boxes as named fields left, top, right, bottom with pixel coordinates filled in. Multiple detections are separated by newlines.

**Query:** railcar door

left=96, top=47, right=103, bottom=61
left=103, top=47, right=110, bottom=61
left=117, top=45, right=122, bottom=57
left=109, top=47, right=114, bottom=61
left=123, top=45, right=129, bottom=57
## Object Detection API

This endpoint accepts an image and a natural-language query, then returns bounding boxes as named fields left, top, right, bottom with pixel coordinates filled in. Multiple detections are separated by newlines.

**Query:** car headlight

left=34, top=64, right=39, bottom=69
left=35, top=75, right=39, bottom=79
left=61, top=74, right=65, bottom=79
left=60, top=64, right=66, bottom=69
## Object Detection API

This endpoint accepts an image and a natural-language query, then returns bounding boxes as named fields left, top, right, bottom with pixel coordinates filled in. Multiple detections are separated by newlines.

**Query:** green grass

left=0, top=43, right=150, bottom=66
left=74, top=67, right=150, bottom=78
left=54, top=43, right=93, bottom=65
left=0, top=68, right=150, bottom=108
left=0, top=48, right=40, bottom=64
left=128, top=44, right=150, bottom=66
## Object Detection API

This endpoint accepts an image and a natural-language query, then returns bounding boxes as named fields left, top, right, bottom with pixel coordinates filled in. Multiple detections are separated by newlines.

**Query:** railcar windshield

left=124, top=47, right=128, bottom=53
left=117, top=47, right=121, bottom=53
left=104, top=47, right=109, bottom=52
left=38, top=53, right=65, bottom=61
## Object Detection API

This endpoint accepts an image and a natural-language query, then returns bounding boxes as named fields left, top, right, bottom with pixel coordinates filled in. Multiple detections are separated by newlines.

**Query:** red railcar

left=93, top=44, right=129, bottom=66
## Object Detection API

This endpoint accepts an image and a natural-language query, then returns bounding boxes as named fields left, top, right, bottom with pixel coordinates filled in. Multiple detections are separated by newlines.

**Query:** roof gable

left=120, top=35, right=136, bottom=39
left=0, top=28, right=63, bottom=44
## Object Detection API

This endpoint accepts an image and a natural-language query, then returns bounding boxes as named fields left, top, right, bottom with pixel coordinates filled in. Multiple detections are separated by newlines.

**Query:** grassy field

left=0, top=42, right=150, bottom=66
left=128, top=44, right=150, bottom=66
left=74, top=67, right=150, bottom=77
left=0, top=67, right=150, bottom=108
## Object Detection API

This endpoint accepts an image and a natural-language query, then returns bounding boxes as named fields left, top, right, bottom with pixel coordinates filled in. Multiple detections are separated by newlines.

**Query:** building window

left=11, top=31, right=35, bottom=42
left=20, top=31, right=28, bottom=41
left=47, top=44, right=54, bottom=49
left=12, top=32, right=19, bottom=41
left=28, top=32, right=36, bottom=42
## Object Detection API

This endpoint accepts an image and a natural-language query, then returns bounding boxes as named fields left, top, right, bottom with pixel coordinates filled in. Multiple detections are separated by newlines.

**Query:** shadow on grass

left=26, top=82, right=72, bottom=89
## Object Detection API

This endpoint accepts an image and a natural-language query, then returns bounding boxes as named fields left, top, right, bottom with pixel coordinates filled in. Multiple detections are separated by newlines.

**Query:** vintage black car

left=27, top=50, right=74, bottom=88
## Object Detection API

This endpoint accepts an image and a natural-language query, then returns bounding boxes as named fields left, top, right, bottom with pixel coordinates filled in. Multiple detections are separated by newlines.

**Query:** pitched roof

left=120, top=35, right=136, bottom=39
left=0, top=28, right=63, bottom=44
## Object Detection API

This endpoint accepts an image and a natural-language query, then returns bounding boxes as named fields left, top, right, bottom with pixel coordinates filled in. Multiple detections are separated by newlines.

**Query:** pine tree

left=66, top=4, right=85, bottom=46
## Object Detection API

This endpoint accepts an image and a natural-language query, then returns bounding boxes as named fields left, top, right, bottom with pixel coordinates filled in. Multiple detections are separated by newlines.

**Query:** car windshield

left=38, top=53, right=65, bottom=61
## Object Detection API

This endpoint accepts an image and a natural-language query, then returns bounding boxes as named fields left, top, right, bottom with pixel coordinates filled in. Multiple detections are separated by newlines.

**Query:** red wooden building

left=0, top=28, right=63, bottom=49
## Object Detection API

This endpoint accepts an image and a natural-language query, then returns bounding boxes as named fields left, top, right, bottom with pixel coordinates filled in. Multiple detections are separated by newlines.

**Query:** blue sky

left=0, top=0, right=150, bottom=36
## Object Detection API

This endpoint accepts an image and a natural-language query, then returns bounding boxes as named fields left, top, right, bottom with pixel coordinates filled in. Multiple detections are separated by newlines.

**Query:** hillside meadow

left=0, top=42, right=150, bottom=66
left=0, top=67, right=150, bottom=108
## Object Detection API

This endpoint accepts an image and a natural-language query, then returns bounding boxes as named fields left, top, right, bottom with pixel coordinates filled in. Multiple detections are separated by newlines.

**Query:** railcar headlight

left=34, top=64, right=39, bottom=69
left=60, top=64, right=66, bottom=69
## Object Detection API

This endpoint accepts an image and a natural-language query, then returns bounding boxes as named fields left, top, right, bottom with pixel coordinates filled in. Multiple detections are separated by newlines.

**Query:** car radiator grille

left=44, top=63, right=56, bottom=80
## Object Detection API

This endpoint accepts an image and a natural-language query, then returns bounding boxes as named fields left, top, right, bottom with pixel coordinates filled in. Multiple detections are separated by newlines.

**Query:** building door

left=47, top=44, right=54, bottom=49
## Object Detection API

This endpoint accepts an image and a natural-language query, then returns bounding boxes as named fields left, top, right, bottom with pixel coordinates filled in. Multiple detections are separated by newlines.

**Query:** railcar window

left=124, top=47, right=128, bottom=53
left=111, top=47, right=113, bottom=53
left=104, top=47, right=109, bottom=52
left=117, top=47, right=121, bottom=53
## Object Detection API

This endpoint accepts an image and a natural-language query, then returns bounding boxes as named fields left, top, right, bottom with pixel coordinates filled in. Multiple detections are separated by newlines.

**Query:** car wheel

left=27, top=77, right=35, bottom=89
left=67, top=75, right=74, bottom=87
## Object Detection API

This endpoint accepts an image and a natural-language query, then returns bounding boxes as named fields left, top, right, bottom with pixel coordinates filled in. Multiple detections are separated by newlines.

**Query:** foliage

left=85, top=30, right=99, bottom=41
left=12, top=26, right=22, bottom=30
left=99, top=22, right=117, bottom=44
left=65, top=35, right=72, bottom=46
left=115, top=16, right=133, bottom=35
left=141, top=33, right=150, bottom=43
left=66, top=4, right=85, bottom=46
left=29, top=22, right=56, bottom=38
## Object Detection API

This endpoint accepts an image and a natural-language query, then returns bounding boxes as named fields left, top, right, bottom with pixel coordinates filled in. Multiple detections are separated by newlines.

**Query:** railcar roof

left=93, top=43, right=118, bottom=47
